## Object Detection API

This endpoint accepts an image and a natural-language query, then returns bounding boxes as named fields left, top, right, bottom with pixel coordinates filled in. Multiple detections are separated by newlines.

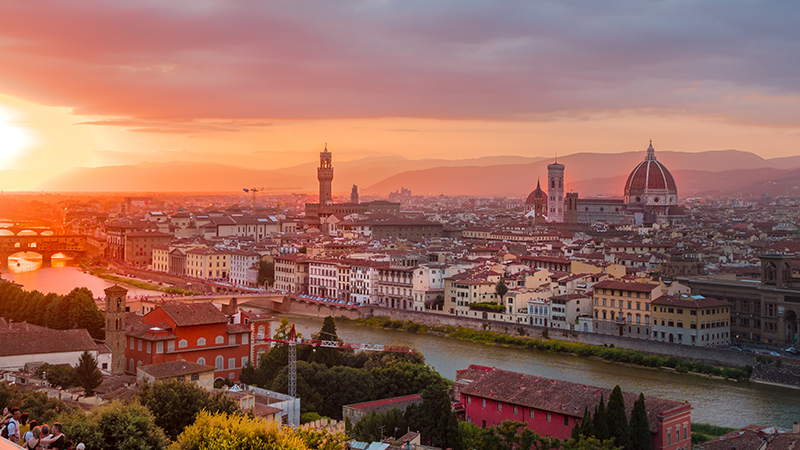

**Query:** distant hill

left=32, top=155, right=548, bottom=193
left=364, top=150, right=800, bottom=198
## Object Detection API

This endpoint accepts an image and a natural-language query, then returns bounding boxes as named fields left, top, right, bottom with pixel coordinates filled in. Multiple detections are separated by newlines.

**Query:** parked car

left=786, top=347, right=799, bottom=355
left=769, top=351, right=782, bottom=357
left=730, top=346, right=743, bottom=351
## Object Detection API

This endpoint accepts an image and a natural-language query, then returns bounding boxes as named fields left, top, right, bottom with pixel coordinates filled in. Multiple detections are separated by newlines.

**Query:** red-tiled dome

left=624, top=143, right=677, bottom=200
left=526, top=179, right=548, bottom=206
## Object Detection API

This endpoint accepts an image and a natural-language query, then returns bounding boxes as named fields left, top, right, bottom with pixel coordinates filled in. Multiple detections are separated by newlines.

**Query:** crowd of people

left=0, top=406, right=83, bottom=450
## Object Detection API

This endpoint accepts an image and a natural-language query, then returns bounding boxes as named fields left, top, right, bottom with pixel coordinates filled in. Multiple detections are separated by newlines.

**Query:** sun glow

left=0, top=106, right=34, bottom=167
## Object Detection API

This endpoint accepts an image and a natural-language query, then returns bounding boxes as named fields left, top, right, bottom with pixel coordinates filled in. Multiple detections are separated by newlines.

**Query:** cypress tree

left=571, top=421, right=582, bottom=440
left=593, top=395, right=609, bottom=441
left=630, top=393, right=653, bottom=450
left=580, top=406, right=595, bottom=438
left=607, top=385, right=632, bottom=450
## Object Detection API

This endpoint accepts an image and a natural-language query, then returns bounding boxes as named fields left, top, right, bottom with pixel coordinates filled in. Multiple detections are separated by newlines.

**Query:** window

left=156, top=342, right=164, bottom=353
left=530, top=409, right=534, bottom=419
left=229, top=358, right=236, bottom=369
left=216, top=335, right=225, bottom=345
left=197, top=357, right=206, bottom=365
left=564, top=415, right=569, bottom=426
left=197, top=337, right=206, bottom=346
left=514, top=406, right=518, bottom=415
left=482, top=399, right=486, bottom=409
left=168, top=341, right=175, bottom=352
left=147, top=341, right=151, bottom=353
left=547, top=412, right=551, bottom=422
left=467, top=396, right=471, bottom=405
left=190, top=373, right=199, bottom=382
left=498, top=402, right=502, bottom=412
left=215, top=355, right=224, bottom=370
left=667, top=430, right=672, bottom=445
left=229, top=335, right=236, bottom=345
left=178, top=339, right=188, bottom=348
left=137, top=339, right=142, bottom=351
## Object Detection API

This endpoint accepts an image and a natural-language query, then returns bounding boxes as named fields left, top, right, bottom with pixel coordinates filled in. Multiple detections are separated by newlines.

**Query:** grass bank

left=89, top=268, right=196, bottom=295
left=691, top=423, right=736, bottom=445
left=351, top=316, right=752, bottom=381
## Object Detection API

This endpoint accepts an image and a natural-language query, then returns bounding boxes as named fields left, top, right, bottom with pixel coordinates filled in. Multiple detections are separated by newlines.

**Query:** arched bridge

left=0, top=235, right=87, bottom=268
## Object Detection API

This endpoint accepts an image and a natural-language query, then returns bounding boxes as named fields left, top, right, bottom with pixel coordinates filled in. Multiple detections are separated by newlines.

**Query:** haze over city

left=0, top=1, right=799, bottom=192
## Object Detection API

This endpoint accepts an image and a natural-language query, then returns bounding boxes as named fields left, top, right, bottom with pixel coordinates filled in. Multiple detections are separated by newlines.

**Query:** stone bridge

left=0, top=235, right=87, bottom=268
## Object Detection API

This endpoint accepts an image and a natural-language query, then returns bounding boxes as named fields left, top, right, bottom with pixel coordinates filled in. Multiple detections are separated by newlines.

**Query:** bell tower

left=104, top=284, right=128, bottom=375
left=547, top=160, right=565, bottom=223
left=317, top=144, right=334, bottom=205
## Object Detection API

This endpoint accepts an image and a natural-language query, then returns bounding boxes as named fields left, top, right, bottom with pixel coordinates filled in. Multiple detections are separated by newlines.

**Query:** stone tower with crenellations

left=317, top=144, right=334, bottom=205
left=104, top=284, right=128, bottom=375
left=547, top=159, right=565, bottom=222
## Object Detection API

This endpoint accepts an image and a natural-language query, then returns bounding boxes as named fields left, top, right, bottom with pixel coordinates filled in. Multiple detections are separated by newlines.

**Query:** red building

left=125, top=302, right=252, bottom=382
left=457, top=366, right=692, bottom=450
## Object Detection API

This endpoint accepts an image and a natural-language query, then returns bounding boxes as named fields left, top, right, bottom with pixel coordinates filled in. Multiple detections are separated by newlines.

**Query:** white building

left=230, top=250, right=261, bottom=287
left=308, top=259, right=340, bottom=299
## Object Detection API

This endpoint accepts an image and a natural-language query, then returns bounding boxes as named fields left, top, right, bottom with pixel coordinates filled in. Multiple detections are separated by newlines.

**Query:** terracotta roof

left=139, top=361, right=216, bottom=379
left=0, top=328, right=97, bottom=357
left=159, top=302, right=228, bottom=327
left=462, top=366, right=689, bottom=433
left=651, top=294, right=731, bottom=309
left=345, top=394, right=423, bottom=414
left=593, top=280, right=660, bottom=292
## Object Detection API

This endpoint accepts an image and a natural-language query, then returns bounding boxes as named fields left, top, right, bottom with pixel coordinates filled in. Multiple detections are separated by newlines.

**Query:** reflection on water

left=7, top=252, right=70, bottom=272
left=2, top=255, right=162, bottom=298
left=286, top=314, right=800, bottom=429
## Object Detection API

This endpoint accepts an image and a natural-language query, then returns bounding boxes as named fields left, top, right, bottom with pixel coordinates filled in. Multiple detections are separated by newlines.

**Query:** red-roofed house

left=459, top=366, right=692, bottom=450
left=124, top=301, right=251, bottom=382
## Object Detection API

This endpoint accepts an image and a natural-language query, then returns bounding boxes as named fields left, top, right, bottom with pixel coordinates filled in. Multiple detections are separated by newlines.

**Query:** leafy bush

left=469, top=302, right=505, bottom=312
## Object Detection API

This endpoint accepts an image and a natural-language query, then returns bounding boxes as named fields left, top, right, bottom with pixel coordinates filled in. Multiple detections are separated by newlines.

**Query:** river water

left=285, top=314, right=800, bottom=430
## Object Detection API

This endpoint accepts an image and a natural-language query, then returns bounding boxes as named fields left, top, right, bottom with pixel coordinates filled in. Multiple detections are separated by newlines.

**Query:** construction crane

left=256, top=324, right=416, bottom=426
left=242, top=187, right=301, bottom=212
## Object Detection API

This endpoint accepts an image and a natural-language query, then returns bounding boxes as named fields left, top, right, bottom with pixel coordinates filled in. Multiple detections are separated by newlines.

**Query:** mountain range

left=3, top=150, right=798, bottom=198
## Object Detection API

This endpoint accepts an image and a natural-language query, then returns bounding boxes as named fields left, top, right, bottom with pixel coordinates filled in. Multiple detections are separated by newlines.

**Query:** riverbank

left=344, top=315, right=753, bottom=381
left=86, top=267, right=196, bottom=295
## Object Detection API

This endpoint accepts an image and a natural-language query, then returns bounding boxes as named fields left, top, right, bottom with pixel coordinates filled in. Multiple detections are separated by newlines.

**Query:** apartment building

left=592, top=280, right=662, bottom=338
left=651, top=294, right=731, bottom=347
left=186, top=248, right=231, bottom=280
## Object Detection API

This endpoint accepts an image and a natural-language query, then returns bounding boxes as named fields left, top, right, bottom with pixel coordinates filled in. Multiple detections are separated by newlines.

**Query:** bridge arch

left=16, top=230, right=39, bottom=236
left=0, top=229, right=13, bottom=236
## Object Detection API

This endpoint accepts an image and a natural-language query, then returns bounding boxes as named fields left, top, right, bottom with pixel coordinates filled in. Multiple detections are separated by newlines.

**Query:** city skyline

left=0, top=1, right=799, bottom=188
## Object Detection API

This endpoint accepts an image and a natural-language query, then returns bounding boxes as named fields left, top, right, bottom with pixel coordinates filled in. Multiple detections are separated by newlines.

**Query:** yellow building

left=592, top=280, right=662, bottom=339
left=444, top=270, right=501, bottom=316
left=651, top=294, right=731, bottom=346
left=186, top=247, right=231, bottom=280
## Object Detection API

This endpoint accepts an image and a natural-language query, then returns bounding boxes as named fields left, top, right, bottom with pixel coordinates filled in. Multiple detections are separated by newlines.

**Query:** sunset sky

left=0, top=1, right=798, bottom=184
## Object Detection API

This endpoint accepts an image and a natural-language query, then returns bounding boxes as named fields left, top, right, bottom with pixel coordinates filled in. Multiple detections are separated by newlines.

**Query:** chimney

left=793, top=421, right=799, bottom=434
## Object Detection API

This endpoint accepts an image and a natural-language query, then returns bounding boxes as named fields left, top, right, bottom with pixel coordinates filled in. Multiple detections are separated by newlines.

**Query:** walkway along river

left=286, top=314, right=800, bottom=430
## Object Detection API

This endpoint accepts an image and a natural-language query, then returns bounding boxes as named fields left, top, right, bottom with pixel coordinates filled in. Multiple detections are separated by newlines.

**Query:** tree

left=59, top=401, right=168, bottom=450
left=65, top=287, right=105, bottom=339
left=408, top=382, right=462, bottom=450
left=431, top=294, right=445, bottom=311
left=257, top=260, right=275, bottom=286
left=75, top=351, right=103, bottom=396
left=629, top=393, right=652, bottom=450
left=172, top=411, right=343, bottom=450
left=353, top=408, right=408, bottom=442
left=593, top=395, right=609, bottom=442
left=37, top=363, right=77, bottom=389
left=580, top=406, right=595, bottom=438
left=309, top=316, right=346, bottom=367
left=136, top=379, right=239, bottom=440
left=606, top=385, right=632, bottom=450
left=495, top=279, right=509, bottom=300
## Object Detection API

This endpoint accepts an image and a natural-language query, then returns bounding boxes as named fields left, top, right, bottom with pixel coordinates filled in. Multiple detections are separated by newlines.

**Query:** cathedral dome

left=526, top=179, right=548, bottom=207
left=624, top=142, right=678, bottom=205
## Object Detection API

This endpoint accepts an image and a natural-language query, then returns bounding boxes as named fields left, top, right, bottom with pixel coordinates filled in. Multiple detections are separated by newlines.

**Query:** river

left=285, top=314, right=800, bottom=430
